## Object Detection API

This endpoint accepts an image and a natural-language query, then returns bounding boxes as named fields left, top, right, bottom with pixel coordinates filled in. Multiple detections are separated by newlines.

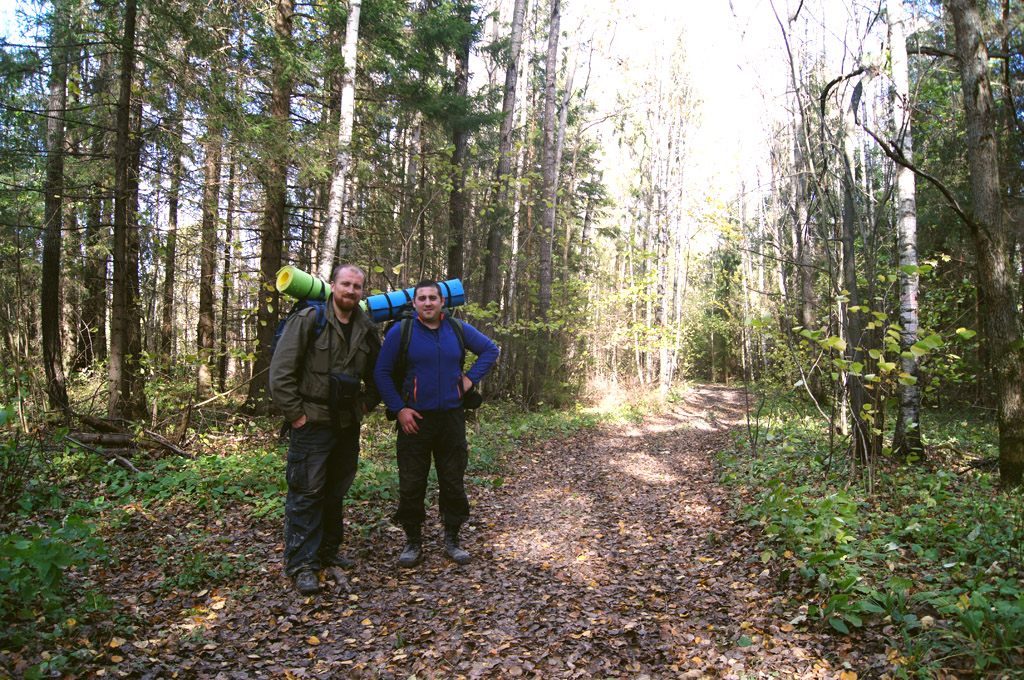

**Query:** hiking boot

left=320, top=552, right=355, bottom=569
left=443, top=525, right=471, bottom=565
left=398, top=540, right=423, bottom=567
left=293, top=568, right=319, bottom=595
left=398, top=525, right=423, bottom=568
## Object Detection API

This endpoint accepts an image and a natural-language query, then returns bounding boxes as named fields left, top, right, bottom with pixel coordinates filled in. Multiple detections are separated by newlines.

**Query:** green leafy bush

left=0, top=514, right=108, bottom=619
left=720, top=390, right=1021, bottom=676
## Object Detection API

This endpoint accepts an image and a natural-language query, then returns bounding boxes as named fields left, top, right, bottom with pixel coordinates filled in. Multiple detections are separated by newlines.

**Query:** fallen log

left=70, top=412, right=196, bottom=460
left=66, top=433, right=135, bottom=446
left=64, top=436, right=141, bottom=474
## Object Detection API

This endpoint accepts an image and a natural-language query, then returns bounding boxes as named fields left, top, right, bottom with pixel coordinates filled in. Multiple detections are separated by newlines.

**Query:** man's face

left=331, top=267, right=365, bottom=311
left=413, top=286, right=444, bottom=325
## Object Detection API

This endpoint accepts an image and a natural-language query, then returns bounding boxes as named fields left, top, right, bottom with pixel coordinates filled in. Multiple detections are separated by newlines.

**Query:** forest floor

left=58, top=385, right=892, bottom=679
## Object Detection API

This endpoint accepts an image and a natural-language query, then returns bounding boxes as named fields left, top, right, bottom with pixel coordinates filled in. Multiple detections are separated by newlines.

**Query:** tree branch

left=861, top=124, right=980, bottom=234
left=907, top=42, right=1020, bottom=62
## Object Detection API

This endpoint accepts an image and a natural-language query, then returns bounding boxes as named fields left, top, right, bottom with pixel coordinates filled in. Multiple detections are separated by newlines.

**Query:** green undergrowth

left=718, top=389, right=1024, bottom=678
left=0, top=397, right=606, bottom=677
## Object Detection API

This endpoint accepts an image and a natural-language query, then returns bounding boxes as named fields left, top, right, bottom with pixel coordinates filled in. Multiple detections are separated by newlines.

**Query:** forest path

left=96, top=385, right=872, bottom=679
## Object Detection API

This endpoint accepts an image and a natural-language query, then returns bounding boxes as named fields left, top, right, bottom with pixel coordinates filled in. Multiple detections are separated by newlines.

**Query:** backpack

left=270, top=298, right=329, bottom=359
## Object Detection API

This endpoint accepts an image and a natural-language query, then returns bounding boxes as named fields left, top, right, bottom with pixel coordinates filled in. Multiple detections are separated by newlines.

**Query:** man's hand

left=292, top=414, right=307, bottom=429
left=397, top=407, right=422, bottom=435
left=460, top=375, right=472, bottom=393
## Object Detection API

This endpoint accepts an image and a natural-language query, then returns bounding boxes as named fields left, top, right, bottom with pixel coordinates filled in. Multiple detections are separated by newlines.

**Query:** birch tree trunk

left=319, top=0, right=361, bottom=278
left=947, top=0, right=1024, bottom=488
left=889, top=0, right=922, bottom=458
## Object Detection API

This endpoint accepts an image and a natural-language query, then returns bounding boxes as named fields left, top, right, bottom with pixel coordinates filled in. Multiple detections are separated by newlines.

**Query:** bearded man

left=270, top=264, right=380, bottom=595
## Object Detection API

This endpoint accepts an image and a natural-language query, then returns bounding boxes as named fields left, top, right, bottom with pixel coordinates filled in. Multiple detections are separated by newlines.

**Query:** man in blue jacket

left=374, top=280, right=499, bottom=567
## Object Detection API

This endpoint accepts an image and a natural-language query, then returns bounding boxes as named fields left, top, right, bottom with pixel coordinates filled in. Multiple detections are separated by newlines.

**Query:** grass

left=718, top=388, right=1024, bottom=678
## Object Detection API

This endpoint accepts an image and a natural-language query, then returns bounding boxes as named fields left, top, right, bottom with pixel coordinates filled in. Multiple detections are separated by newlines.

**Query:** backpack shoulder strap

left=397, top=316, right=412, bottom=368
left=391, top=317, right=412, bottom=389
left=446, top=316, right=466, bottom=370
left=306, top=300, right=329, bottom=353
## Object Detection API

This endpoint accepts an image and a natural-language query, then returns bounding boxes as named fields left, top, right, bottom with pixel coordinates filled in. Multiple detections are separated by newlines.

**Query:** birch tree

left=535, top=0, right=560, bottom=385
left=318, top=0, right=361, bottom=278
left=888, top=0, right=922, bottom=458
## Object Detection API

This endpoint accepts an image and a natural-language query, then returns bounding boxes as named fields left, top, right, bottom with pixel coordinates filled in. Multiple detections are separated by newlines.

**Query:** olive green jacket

left=269, top=299, right=381, bottom=428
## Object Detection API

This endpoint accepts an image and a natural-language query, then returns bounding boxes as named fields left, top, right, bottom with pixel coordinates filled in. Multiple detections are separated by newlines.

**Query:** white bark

left=889, top=0, right=922, bottom=456
left=319, top=0, right=362, bottom=279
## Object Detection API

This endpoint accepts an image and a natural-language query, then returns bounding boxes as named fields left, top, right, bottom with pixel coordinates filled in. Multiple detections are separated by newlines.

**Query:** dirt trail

left=86, top=385, right=867, bottom=679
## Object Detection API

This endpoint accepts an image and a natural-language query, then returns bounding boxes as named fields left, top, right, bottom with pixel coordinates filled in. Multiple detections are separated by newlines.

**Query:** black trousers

left=284, top=421, right=359, bottom=576
left=393, top=409, right=470, bottom=529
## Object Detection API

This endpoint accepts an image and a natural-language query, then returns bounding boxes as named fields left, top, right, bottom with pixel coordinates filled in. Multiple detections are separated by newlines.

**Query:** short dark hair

left=331, top=264, right=365, bottom=283
left=413, top=279, right=443, bottom=299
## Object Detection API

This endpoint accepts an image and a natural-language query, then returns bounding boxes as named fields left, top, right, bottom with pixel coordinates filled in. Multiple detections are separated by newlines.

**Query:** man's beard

left=336, top=295, right=359, bottom=311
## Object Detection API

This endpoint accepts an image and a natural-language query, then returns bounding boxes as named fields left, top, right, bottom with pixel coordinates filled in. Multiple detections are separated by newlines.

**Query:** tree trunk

left=124, top=88, right=147, bottom=419
left=319, top=0, right=361, bottom=278
left=78, top=48, right=113, bottom=370
left=80, top=161, right=107, bottom=368
left=42, top=1, right=70, bottom=411
left=161, top=114, right=182, bottom=369
left=948, top=0, right=1024, bottom=488
left=247, top=0, right=295, bottom=413
left=794, top=112, right=824, bottom=402
left=219, top=154, right=237, bottom=392
left=841, top=95, right=871, bottom=465
left=400, top=113, right=422, bottom=284
left=446, top=0, right=473, bottom=281
left=197, top=132, right=222, bottom=396
left=107, top=0, right=138, bottom=419
left=533, top=0, right=560, bottom=396
left=482, top=0, right=527, bottom=309
left=889, top=0, right=923, bottom=459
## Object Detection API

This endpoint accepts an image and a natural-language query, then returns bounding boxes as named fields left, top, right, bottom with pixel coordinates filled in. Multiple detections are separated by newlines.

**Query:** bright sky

left=0, top=0, right=20, bottom=41
left=571, top=0, right=786, bottom=223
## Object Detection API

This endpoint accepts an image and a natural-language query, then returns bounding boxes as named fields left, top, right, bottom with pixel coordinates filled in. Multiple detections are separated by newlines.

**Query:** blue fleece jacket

left=374, top=315, right=499, bottom=413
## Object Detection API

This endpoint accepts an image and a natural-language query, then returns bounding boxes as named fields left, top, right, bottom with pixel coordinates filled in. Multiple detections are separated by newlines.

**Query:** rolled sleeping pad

left=365, top=279, right=465, bottom=323
left=276, top=265, right=330, bottom=301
